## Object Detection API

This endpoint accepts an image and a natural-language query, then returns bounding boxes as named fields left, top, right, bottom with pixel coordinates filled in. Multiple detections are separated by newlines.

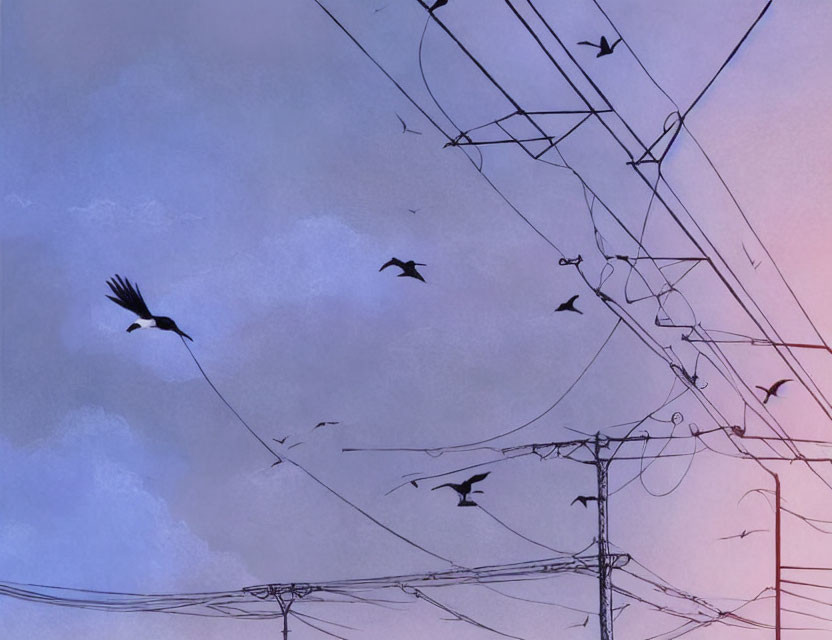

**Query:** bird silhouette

left=567, top=616, right=589, bottom=629
left=432, top=472, right=490, bottom=506
left=313, top=421, right=340, bottom=430
left=741, top=243, right=761, bottom=270
left=269, top=439, right=288, bottom=467
left=395, top=113, right=422, bottom=135
left=756, top=379, right=792, bottom=404
left=554, top=294, right=582, bottom=314
left=577, top=36, right=622, bottom=58
left=429, top=0, right=449, bottom=12
left=380, top=258, right=427, bottom=283
left=571, top=495, right=598, bottom=508
left=406, top=207, right=421, bottom=215
left=106, top=274, right=193, bottom=341
left=718, top=528, right=768, bottom=541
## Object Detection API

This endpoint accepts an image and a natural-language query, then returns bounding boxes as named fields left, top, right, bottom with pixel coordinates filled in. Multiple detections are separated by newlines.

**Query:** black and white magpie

left=106, top=274, right=193, bottom=341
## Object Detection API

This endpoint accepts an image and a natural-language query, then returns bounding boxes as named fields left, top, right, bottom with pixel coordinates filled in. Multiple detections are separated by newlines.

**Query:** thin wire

left=180, top=337, right=456, bottom=566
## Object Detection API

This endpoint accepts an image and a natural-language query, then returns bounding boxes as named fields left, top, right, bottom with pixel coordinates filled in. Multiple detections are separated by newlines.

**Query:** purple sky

left=2, top=1, right=832, bottom=638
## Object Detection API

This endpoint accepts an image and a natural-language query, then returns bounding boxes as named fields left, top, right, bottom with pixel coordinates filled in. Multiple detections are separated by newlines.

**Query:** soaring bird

left=577, top=36, right=622, bottom=58
left=554, top=294, right=582, bottom=314
left=756, top=379, right=792, bottom=404
left=380, top=258, right=427, bottom=283
left=432, top=472, right=490, bottom=506
left=106, top=275, right=192, bottom=341
left=567, top=616, right=589, bottom=629
left=571, top=495, right=598, bottom=508
left=718, top=528, right=768, bottom=541
left=742, top=242, right=761, bottom=270
left=313, top=421, right=340, bottom=430
left=429, top=0, right=449, bottom=12
left=395, top=113, right=422, bottom=135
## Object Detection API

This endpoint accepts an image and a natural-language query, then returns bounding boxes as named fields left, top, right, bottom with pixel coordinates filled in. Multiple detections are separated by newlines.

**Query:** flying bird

left=577, top=36, right=622, bottom=58
left=554, top=294, right=582, bottom=314
left=106, top=274, right=192, bottom=341
left=718, top=528, right=768, bottom=541
left=380, top=258, right=427, bottom=283
left=432, top=472, right=490, bottom=506
left=756, top=379, right=792, bottom=404
left=429, top=0, right=449, bottom=12
left=571, top=495, right=598, bottom=508
left=567, top=616, right=589, bottom=629
left=406, top=207, right=421, bottom=215
left=395, top=113, right=422, bottom=135
left=313, top=421, right=340, bottom=430
left=273, top=436, right=289, bottom=445
left=741, top=242, right=761, bottom=270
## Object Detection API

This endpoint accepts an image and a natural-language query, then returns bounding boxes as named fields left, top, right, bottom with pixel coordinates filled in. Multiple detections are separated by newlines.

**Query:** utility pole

left=594, top=433, right=614, bottom=640
left=772, top=471, right=781, bottom=640
left=275, top=592, right=293, bottom=640
left=740, top=454, right=832, bottom=640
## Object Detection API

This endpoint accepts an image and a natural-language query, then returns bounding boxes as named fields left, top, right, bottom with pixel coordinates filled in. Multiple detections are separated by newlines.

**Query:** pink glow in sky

left=2, top=1, right=832, bottom=638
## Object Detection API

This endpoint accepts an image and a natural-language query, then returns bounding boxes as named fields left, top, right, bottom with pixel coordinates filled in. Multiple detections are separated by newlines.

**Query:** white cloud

left=0, top=407, right=254, bottom=592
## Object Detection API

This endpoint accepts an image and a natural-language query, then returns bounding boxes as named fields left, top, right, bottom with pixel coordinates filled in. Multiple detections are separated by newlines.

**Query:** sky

left=2, top=0, right=832, bottom=638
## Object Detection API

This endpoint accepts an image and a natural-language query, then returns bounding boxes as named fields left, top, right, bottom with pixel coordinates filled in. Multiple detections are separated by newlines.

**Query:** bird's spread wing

left=467, top=472, right=490, bottom=485
left=577, top=41, right=599, bottom=47
left=106, top=275, right=152, bottom=319
left=755, top=385, right=768, bottom=393
left=600, top=36, right=609, bottom=48
left=380, top=258, right=403, bottom=272
left=610, top=37, right=622, bottom=50
left=718, top=533, right=742, bottom=540
left=770, top=379, right=792, bottom=394
left=567, top=294, right=579, bottom=305
left=432, top=483, right=454, bottom=491
left=395, top=113, right=406, bottom=132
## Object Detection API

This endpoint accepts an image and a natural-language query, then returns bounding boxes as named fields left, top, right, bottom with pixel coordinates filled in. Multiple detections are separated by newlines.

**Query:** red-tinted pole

left=774, top=472, right=781, bottom=640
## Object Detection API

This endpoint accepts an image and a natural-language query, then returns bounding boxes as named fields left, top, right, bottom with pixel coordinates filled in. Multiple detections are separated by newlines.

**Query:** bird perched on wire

left=571, top=495, right=598, bottom=508
left=577, top=36, right=622, bottom=58
left=554, top=294, right=582, bottom=314
left=380, top=258, right=427, bottom=283
left=432, top=472, right=490, bottom=506
left=106, top=274, right=193, bottom=341
left=756, top=379, right=792, bottom=404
